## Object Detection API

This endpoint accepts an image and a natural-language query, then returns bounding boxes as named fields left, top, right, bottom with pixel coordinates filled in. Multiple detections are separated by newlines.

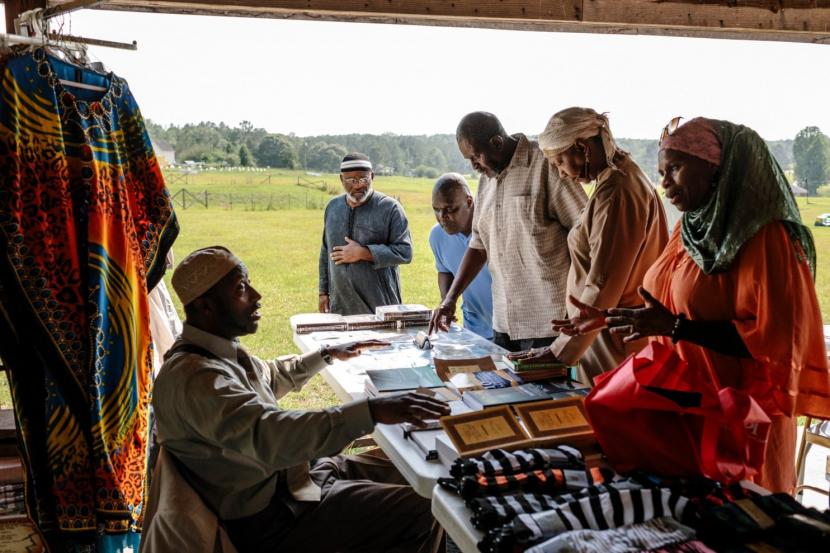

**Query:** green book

left=365, top=365, right=443, bottom=394
left=462, top=383, right=555, bottom=411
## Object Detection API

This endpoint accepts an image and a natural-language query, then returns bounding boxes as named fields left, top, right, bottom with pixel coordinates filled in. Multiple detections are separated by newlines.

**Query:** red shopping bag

left=585, top=342, right=771, bottom=483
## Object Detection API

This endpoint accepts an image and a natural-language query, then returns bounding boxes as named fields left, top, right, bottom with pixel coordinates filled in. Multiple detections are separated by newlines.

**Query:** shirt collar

left=181, top=323, right=240, bottom=363
left=496, top=133, right=531, bottom=179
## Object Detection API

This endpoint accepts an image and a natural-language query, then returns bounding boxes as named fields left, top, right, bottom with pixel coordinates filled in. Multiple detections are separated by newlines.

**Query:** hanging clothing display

left=0, top=47, right=178, bottom=550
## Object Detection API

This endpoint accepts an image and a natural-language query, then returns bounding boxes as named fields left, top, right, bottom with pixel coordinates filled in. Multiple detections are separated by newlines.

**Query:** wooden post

left=182, top=190, right=187, bottom=210
left=204, top=190, right=208, bottom=208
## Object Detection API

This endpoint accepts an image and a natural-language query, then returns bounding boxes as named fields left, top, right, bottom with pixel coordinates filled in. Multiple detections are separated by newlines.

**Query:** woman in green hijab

left=602, top=117, right=830, bottom=492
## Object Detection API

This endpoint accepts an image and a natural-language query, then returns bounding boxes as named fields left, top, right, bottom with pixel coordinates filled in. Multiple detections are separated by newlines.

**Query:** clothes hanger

left=0, top=4, right=137, bottom=93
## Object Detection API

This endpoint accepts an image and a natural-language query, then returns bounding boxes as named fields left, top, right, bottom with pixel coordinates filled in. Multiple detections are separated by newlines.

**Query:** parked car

left=815, top=213, right=830, bottom=227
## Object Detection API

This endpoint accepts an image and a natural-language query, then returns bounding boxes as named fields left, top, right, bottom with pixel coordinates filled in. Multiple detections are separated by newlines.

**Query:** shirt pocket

left=352, top=222, right=386, bottom=245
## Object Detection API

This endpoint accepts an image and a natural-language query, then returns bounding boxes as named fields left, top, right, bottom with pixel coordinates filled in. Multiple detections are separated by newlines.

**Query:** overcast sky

left=5, top=7, right=830, bottom=139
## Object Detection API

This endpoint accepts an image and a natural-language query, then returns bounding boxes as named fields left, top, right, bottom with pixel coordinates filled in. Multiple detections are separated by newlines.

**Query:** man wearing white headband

left=319, top=152, right=413, bottom=315
left=149, top=246, right=448, bottom=552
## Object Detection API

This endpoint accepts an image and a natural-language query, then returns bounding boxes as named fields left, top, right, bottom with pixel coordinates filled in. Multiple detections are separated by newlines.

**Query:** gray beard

left=347, top=187, right=374, bottom=206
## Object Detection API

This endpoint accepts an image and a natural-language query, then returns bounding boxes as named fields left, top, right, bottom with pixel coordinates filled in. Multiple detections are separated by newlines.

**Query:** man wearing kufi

left=148, top=246, right=447, bottom=552
left=318, top=153, right=413, bottom=315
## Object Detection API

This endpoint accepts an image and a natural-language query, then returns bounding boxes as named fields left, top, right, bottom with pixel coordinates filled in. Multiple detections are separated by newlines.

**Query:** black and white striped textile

left=449, top=446, right=584, bottom=478
left=452, top=466, right=615, bottom=499
left=513, top=487, right=690, bottom=543
left=467, top=479, right=644, bottom=530
left=524, top=516, right=697, bottom=553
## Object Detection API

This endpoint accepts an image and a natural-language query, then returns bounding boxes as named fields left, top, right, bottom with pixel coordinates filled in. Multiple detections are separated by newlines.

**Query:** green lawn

left=2, top=174, right=830, bottom=411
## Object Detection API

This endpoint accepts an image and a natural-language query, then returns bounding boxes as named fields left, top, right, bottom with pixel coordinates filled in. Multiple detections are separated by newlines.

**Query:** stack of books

left=375, top=304, right=433, bottom=325
left=290, top=313, right=348, bottom=334
left=0, top=456, right=25, bottom=522
left=342, top=314, right=396, bottom=331
left=503, top=356, right=570, bottom=382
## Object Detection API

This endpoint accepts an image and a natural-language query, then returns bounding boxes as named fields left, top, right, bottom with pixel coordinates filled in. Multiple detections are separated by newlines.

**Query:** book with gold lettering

left=440, top=397, right=596, bottom=457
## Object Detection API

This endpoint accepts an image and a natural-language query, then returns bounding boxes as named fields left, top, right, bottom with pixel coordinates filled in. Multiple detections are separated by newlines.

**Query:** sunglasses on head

left=660, top=116, right=683, bottom=142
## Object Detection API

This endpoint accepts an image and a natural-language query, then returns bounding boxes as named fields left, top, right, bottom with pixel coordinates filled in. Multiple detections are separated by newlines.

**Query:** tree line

left=146, top=120, right=830, bottom=190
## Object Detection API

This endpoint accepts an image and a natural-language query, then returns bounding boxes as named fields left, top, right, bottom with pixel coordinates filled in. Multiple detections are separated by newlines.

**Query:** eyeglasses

left=660, top=116, right=683, bottom=142
left=344, top=177, right=372, bottom=186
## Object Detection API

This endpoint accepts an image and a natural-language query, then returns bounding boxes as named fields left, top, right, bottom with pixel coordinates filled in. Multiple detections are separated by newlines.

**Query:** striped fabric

left=514, top=487, right=690, bottom=542
left=455, top=466, right=614, bottom=500
left=524, top=516, right=697, bottom=553
left=478, top=487, right=690, bottom=552
left=450, top=446, right=584, bottom=478
left=468, top=479, right=644, bottom=529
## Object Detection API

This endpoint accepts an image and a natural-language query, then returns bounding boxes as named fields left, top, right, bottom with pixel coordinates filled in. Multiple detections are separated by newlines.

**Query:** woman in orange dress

left=603, top=117, right=830, bottom=493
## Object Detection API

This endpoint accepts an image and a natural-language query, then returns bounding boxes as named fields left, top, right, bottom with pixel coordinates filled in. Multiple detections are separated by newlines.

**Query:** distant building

left=151, top=137, right=176, bottom=166
left=792, top=183, right=809, bottom=197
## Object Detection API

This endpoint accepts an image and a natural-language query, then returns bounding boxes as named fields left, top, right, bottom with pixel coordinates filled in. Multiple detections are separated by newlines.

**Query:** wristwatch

left=320, top=347, right=334, bottom=365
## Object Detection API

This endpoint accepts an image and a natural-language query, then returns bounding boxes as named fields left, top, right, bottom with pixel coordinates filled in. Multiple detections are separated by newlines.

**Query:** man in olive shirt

left=429, top=112, right=587, bottom=351
left=153, top=246, right=448, bottom=552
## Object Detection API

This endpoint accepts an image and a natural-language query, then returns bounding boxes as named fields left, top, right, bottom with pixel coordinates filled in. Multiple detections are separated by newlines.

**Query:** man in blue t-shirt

left=428, top=173, right=494, bottom=340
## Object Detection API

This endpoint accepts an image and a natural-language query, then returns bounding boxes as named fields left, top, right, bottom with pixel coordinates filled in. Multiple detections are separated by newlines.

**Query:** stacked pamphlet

left=342, top=314, right=397, bottom=331
left=364, top=365, right=444, bottom=396
left=375, top=304, right=433, bottom=324
left=290, top=313, right=348, bottom=334
left=503, top=356, right=570, bottom=382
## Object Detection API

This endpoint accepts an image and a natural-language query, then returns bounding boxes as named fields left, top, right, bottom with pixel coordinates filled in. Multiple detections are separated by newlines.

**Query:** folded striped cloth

left=467, top=479, right=644, bottom=530
left=478, top=487, right=690, bottom=552
left=443, top=466, right=615, bottom=500
left=450, top=446, right=584, bottom=478
left=524, top=516, right=698, bottom=553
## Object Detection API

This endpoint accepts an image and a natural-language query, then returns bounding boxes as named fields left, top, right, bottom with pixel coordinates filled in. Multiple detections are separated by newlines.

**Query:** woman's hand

left=551, top=295, right=608, bottom=336
left=606, top=287, right=676, bottom=343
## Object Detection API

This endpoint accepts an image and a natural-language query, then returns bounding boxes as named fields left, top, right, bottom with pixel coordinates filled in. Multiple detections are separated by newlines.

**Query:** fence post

left=204, top=190, right=208, bottom=209
left=250, top=193, right=254, bottom=211
left=229, top=193, right=233, bottom=210
left=182, top=189, right=187, bottom=210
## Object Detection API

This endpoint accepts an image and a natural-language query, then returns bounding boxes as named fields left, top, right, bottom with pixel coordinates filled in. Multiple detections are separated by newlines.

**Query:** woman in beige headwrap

left=510, top=107, right=668, bottom=383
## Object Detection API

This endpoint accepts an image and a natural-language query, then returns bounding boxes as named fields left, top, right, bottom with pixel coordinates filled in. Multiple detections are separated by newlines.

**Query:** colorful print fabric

left=0, top=48, right=178, bottom=550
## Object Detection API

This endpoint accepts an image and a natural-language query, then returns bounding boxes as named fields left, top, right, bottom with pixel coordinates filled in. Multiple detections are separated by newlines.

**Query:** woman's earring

left=583, top=147, right=590, bottom=180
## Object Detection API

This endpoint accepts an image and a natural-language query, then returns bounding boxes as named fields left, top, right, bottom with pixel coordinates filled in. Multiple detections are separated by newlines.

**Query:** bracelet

left=670, top=313, right=687, bottom=344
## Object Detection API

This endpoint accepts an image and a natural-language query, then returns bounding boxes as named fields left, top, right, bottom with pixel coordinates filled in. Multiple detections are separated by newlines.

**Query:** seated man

left=153, top=246, right=449, bottom=553
left=429, top=173, right=493, bottom=340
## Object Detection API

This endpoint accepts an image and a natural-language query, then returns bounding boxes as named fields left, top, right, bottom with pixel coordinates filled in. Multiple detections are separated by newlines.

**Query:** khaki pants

left=224, top=454, right=443, bottom=553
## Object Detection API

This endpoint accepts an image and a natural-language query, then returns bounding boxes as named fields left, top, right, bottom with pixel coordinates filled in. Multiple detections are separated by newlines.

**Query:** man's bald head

left=432, top=172, right=471, bottom=201
left=456, top=112, right=507, bottom=149
left=432, top=173, right=474, bottom=236
left=455, top=112, right=517, bottom=178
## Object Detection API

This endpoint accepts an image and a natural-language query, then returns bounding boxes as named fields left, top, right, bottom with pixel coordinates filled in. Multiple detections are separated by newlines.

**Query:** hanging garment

left=0, top=47, right=178, bottom=551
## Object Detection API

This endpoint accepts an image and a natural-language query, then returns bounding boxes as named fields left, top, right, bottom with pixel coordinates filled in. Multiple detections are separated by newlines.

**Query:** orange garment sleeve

left=732, top=222, right=830, bottom=417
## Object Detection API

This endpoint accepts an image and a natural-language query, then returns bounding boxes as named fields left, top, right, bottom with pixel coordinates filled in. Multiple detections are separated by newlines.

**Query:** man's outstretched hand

left=321, top=340, right=390, bottom=361
left=368, top=392, right=451, bottom=428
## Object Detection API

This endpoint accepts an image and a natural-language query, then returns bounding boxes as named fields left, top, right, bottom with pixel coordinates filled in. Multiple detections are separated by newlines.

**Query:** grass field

left=3, top=171, right=830, bottom=410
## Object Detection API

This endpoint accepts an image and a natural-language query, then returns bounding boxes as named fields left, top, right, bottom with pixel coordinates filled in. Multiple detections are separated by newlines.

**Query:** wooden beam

left=3, top=0, right=45, bottom=33
left=36, top=0, right=830, bottom=44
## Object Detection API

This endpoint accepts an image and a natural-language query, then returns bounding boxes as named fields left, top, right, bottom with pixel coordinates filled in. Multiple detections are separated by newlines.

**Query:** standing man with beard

left=319, top=153, right=413, bottom=315
left=429, top=112, right=587, bottom=352
left=429, top=173, right=493, bottom=340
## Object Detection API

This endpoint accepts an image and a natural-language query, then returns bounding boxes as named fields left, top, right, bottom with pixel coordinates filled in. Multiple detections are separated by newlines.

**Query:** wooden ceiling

left=5, top=1, right=830, bottom=44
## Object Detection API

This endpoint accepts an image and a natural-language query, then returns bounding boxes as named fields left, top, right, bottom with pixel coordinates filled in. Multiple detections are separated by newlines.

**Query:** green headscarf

left=678, top=119, right=816, bottom=277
